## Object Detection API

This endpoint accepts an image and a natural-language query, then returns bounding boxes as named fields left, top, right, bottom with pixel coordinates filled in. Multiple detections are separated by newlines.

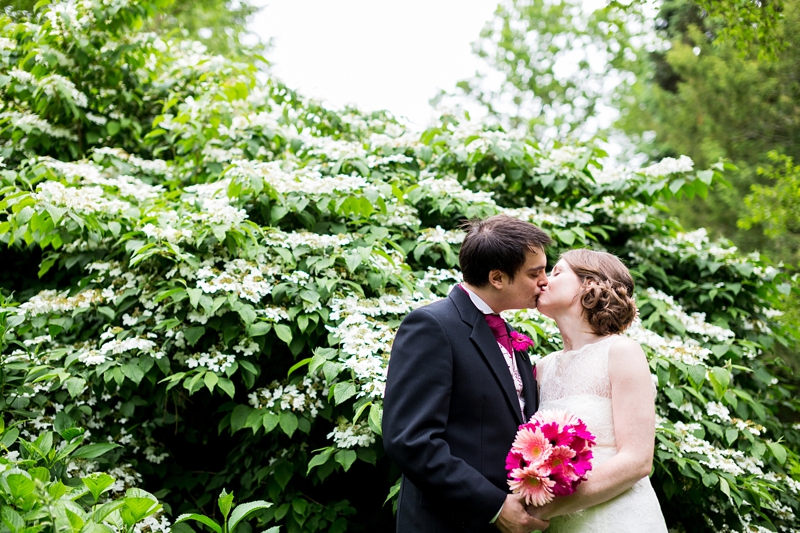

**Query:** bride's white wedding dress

left=536, top=335, right=668, bottom=533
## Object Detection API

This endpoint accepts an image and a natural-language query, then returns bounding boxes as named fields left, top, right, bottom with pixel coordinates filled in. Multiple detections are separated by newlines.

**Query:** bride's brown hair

left=561, top=249, right=637, bottom=335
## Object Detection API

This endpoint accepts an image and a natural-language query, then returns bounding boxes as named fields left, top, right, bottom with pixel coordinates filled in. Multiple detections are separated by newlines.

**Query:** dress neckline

left=558, top=335, right=618, bottom=356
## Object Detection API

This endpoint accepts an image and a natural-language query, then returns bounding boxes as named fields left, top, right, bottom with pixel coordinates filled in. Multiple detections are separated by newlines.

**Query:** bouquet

left=505, top=410, right=596, bottom=506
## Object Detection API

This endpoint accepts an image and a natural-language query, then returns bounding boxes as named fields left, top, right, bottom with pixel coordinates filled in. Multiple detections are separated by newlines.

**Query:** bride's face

left=537, top=260, right=582, bottom=318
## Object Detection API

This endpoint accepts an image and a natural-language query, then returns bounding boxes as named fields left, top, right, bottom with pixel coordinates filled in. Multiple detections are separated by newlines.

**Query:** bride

left=531, top=249, right=668, bottom=532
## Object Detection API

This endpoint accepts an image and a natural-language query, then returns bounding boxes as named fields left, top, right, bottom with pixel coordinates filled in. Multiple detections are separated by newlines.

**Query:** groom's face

left=496, top=249, right=548, bottom=311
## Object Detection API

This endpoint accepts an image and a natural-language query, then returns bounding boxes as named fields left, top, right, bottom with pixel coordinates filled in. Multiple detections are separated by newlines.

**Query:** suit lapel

left=450, top=289, right=524, bottom=424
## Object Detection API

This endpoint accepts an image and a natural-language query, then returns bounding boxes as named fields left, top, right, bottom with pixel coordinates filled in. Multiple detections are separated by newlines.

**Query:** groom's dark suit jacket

left=383, top=287, right=539, bottom=532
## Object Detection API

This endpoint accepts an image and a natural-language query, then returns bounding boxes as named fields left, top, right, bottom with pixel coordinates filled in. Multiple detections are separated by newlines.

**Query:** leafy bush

left=0, top=1, right=798, bottom=532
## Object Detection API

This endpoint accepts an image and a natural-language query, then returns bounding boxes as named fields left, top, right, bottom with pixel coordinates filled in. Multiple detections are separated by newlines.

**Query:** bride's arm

left=531, top=337, right=656, bottom=520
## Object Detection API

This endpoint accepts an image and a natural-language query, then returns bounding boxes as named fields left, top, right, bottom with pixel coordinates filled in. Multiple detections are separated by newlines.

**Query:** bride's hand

left=527, top=499, right=559, bottom=521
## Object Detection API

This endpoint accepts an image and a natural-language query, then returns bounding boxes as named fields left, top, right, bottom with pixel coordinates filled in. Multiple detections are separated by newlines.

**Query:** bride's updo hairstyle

left=561, top=249, right=637, bottom=336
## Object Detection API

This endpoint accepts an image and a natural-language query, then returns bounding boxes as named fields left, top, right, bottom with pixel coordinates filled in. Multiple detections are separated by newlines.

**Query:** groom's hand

left=496, top=494, right=550, bottom=533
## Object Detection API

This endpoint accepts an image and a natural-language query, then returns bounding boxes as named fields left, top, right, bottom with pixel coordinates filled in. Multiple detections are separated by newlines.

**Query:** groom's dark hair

left=459, top=215, right=551, bottom=286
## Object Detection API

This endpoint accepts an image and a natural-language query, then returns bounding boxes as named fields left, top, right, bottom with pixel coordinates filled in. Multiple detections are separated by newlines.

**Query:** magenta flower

left=571, top=450, right=594, bottom=477
left=540, top=421, right=573, bottom=448
left=505, top=450, right=528, bottom=473
left=510, top=331, right=535, bottom=351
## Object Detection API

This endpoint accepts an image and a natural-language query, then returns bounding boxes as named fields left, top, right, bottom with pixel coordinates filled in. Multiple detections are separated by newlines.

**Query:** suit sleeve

left=382, top=307, right=507, bottom=523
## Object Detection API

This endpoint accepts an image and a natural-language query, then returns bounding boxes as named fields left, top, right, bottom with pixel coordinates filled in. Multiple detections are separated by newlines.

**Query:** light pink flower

left=508, top=464, right=556, bottom=507
left=532, top=409, right=579, bottom=428
left=512, top=426, right=552, bottom=464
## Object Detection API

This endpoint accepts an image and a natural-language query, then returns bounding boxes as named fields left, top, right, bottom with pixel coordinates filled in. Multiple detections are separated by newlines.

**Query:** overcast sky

left=248, top=0, right=498, bottom=126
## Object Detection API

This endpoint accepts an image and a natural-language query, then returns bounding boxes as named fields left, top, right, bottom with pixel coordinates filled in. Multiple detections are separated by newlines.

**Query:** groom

left=383, top=215, right=552, bottom=533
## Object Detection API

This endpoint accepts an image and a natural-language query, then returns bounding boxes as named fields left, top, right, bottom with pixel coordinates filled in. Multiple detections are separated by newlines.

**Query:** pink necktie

left=485, top=314, right=513, bottom=355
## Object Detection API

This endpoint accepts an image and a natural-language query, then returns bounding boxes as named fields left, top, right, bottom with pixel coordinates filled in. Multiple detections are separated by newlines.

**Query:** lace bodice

left=535, top=336, right=668, bottom=533
left=537, top=336, right=617, bottom=455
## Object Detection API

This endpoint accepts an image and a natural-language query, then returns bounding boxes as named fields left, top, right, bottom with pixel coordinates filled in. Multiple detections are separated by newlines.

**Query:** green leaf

left=332, top=382, right=356, bottom=405
left=65, top=508, right=85, bottom=531
left=217, top=378, right=235, bottom=398
left=280, top=411, right=298, bottom=437
left=184, top=326, right=205, bottom=346
left=217, top=489, right=234, bottom=521
left=231, top=405, right=252, bottom=433
left=1, top=506, right=24, bottom=533
left=71, top=442, right=121, bottom=459
left=307, top=448, right=334, bottom=474
left=121, top=363, right=145, bottom=385
left=187, top=288, right=202, bottom=308
left=767, top=441, right=787, bottom=465
left=248, top=322, right=271, bottom=337
left=725, top=429, right=738, bottom=446
left=204, top=372, right=218, bottom=393
left=173, top=514, right=222, bottom=533
left=7, top=474, right=34, bottom=500
left=262, top=412, right=280, bottom=433
left=0, top=428, right=19, bottom=449
left=287, top=357, right=312, bottom=377
left=554, top=229, right=576, bottom=245
left=228, top=500, right=272, bottom=532
left=82, top=473, right=115, bottom=502
left=274, top=324, right=292, bottom=345
left=64, top=377, right=87, bottom=398
left=687, top=365, right=707, bottom=388
left=368, top=403, right=383, bottom=436
left=334, top=450, right=357, bottom=472
left=719, top=476, right=731, bottom=498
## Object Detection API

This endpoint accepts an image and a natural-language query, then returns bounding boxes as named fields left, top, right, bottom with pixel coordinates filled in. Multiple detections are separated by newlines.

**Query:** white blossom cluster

left=183, top=179, right=247, bottom=228
left=248, top=376, right=327, bottom=418
left=185, top=350, right=236, bottom=373
left=196, top=258, right=274, bottom=303
left=644, top=288, right=735, bottom=343
left=419, top=267, right=462, bottom=292
left=133, top=513, right=171, bottom=533
left=327, top=418, right=376, bottom=448
left=99, top=334, right=162, bottom=359
left=375, top=202, right=419, bottom=228
left=141, top=222, right=193, bottom=243
left=34, top=181, right=130, bottom=215
left=19, top=288, right=104, bottom=316
left=327, top=313, right=394, bottom=398
left=450, top=123, right=520, bottom=155
left=416, top=226, right=466, bottom=245
left=506, top=205, right=594, bottom=227
left=264, top=229, right=352, bottom=251
left=328, top=293, right=418, bottom=321
left=534, top=146, right=588, bottom=173
left=418, top=174, right=497, bottom=205
left=39, top=74, right=89, bottom=108
left=626, top=321, right=712, bottom=366
left=368, top=131, right=420, bottom=150
left=640, top=155, right=694, bottom=177
left=661, top=421, right=765, bottom=477
left=0, top=111, right=78, bottom=140
left=302, top=136, right=367, bottom=161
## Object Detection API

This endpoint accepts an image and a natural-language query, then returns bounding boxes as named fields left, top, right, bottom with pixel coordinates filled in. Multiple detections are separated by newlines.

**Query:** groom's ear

left=487, top=269, right=507, bottom=290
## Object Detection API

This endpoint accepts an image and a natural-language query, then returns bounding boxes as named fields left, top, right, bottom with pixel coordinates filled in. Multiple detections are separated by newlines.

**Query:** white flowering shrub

left=1, top=1, right=799, bottom=532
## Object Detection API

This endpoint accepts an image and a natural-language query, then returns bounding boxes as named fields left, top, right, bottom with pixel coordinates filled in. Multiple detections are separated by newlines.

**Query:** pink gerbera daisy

left=532, top=409, right=579, bottom=428
left=512, top=426, right=553, bottom=464
left=508, top=465, right=556, bottom=507
left=540, top=421, right=573, bottom=448
left=505, top=450, right=528, bottom=473
left=571, top=449, right=594, bottom=477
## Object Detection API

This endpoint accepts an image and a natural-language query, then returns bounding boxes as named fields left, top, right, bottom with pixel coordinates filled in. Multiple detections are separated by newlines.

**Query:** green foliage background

left=0, top=1, right=799, bottom=532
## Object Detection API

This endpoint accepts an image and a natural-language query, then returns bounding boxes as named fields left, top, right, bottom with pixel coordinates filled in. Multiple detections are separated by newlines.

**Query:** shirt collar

left=459, top=283, right=496, bottom=315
